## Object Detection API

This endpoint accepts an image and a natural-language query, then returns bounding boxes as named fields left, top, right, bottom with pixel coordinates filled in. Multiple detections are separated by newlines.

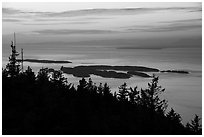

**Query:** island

left=160, top=70, right=189, bottom=74
left=61, top=65, right=158, bottom=79
left=17, top=59, right=72, bottom=64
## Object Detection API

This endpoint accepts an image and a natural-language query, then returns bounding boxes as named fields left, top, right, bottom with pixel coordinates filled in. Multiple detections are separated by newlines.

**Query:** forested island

left=61, top=65, right=157, bottom=78
left=2, top=45, right=201, bottom=135
left=61, top=65, right=189, bottom=79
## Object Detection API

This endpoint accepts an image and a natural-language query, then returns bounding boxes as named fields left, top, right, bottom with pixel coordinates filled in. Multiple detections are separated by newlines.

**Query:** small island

left=160, top=70, right=189, bottom=74
left=17, top=59, right=72, bottom=64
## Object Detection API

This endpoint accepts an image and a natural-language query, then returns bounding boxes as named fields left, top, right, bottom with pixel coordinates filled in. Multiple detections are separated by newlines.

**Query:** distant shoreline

left=17, top=59, right=72, bottom=64
left=160, top=70, right=189, bottom=74
left=16, top=59, right=189, bottom=78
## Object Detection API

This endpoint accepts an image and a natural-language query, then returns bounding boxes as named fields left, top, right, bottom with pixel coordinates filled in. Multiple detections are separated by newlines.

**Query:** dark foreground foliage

left=2, top=67, right=202, bottom=135
left=2, top=45, right=202, bottom=135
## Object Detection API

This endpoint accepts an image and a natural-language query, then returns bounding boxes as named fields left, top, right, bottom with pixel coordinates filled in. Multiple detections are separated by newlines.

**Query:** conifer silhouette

left=118, top=82, right=129, bottom=102
left=140, top=74, right=167, bottom=114
left=6, top=41, right=20, bottom=77
left=186, top=114, right=202, bottom=134
left=129, top=86, right=140, bottom=104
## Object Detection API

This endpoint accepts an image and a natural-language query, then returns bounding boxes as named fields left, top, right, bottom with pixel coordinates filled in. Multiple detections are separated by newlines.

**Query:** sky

left=2, top=2, right=202, bottom=62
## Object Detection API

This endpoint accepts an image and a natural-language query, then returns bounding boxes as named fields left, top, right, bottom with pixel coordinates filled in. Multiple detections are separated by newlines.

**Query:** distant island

left=161, top=70, right=189, bottom=74
left=16, top=58, right=190, bottom=77
left=61, top=65, right=190, bottom=79
left=61, top=65, right=158, bottom=79
left=17, top=59, right=72, bottom=64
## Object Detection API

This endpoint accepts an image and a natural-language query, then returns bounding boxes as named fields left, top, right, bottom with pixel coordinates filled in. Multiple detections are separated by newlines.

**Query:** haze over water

left=2, top=2, right=202, bottom=124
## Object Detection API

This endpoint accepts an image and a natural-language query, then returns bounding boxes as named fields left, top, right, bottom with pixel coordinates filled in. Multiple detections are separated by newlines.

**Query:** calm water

left=2, top=44, right=202, bottom=124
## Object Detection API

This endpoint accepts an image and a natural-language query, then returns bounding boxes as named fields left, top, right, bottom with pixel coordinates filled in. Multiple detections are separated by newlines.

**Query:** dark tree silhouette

left=97, top=83, right=103, bottom=95
left=51, top=70, right=67, bottom=88
left=77, top=77, right=87, bottom=91
left=87, top=78, right=97, bottom=93
left=140, top=75, right=167, bottom=114
left=186, top=115, right=202, bottom=134
left=129, top=86, right=140, bottom=104
left=36, top=68, right=50, bottom=85
left=103, top=83, right=111, bottom=97
left=2, top=68, right=9, bottom=79
left=6, top=41, right=20, bottom=77
left=166, top=108, right=185, bottom=134
left=117, top=82, right=129, bottom=102
left=24, top=66, right=36, bottom=83
left=166, top=108, right=182, bottom=124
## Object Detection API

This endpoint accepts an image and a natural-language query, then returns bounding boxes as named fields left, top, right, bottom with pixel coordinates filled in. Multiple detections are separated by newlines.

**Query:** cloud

left=124, top=18, right=201, bottom=32
left=34, top=29, right=119, bottom=35
left=39, top=7, right=202, bottom=18
left=22, top=21, right=96, bottom=25
left=32, top=17, right=110, bottom=22
left=3, top=6, right=201, bottom=18
left=161, top=18, right=202, bottom=24
left=32, top=19, right=201, bottom=35
left=68, top=36, right=202, bottom=49
left=16, top=36, right=201, bottom=50
left=3, top=6, right=201, bottom=35
left=127, top=24, right=201, bottom=32
left=2, top=8, right=22, bottom=14
left=3, top=18, right=22, bottom=22
left=117, top=47, right=163, bottom=50
left=2, top=8, right=51, bottom=19
left=20, top=17, right=108, bottom=25
left=3, top=6, right=201, bottom=27
left=43, top=8, right=149, bottom=17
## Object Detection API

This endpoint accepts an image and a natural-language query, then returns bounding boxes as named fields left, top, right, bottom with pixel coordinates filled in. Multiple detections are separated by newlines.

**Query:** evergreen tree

left=6, top=41, right=20, bottom=77
left=77, top=78, right=87, bottom=91
left=118, top=82, right=129, bottom=102
left=97, top=83, right=103, bottom=95
left=166, top=108, right=182, bottom=124
left=36, top=68, right=50, bottom=85
left=166, top=108, right=184, bottom=133
left=103, top=83, right=111, bottom=97
left=129, top=86, right=140, bottom=104
left=24, top=66, right=35, bottom=83
left=87, top=78, right=93, bottom=90
left=2, top=68, right=8, bottom=79
left=88, top=78, right=93, bottom=87
left=186, top=114, right=202, bottom=134
left=140, top=75, right=167, bottom=114
left=51, top=70, right=67, bottom=88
